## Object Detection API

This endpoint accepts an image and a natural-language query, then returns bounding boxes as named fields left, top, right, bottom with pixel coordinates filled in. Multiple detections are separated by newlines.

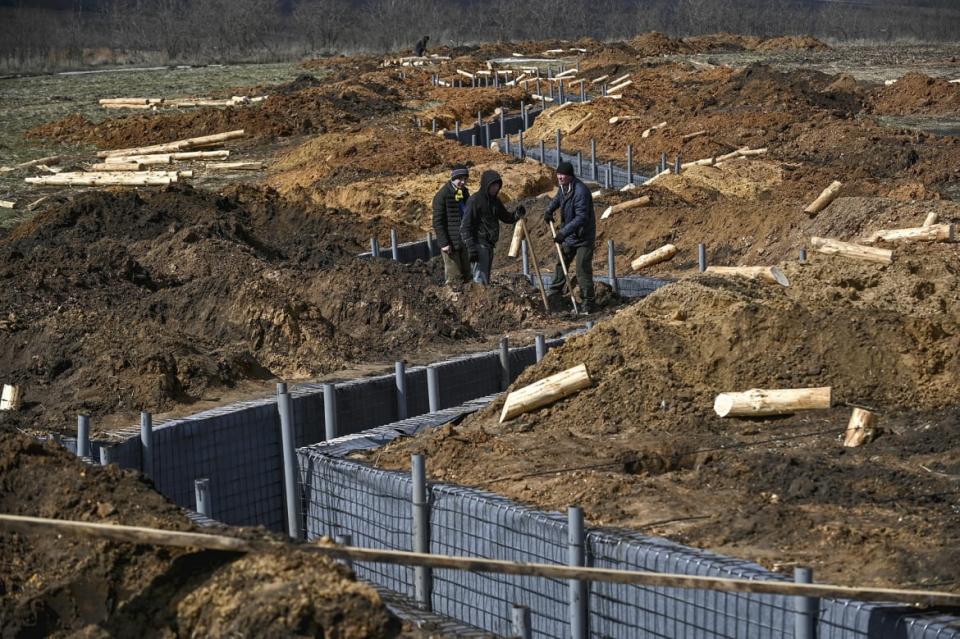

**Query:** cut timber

left=90, top=162, right=144, bottom=171
left=103, top=103, right=154, bottom=110
left=0, top=155, right=62, bottom=173
left=804, top=180, right=843, bottom=216
left=844, top=408, right=879, bottom=447
left=98, top=130, right=245, bottom=158
left=865, top=224, right=955, bottom=244
left=641, top=121, right=668, bottom=138
left=922, top=212, right=939, bottom=227
left=567, top=112, right=593, bottom=135
left=0, top=200, right=15, bottom=209
left=499, top=364, right=592, bottom=423
left=607, top=79, right=633, bottom=94
left=602, top=95, right=623, bottom=100
left=591, top=75, right=609, bottom=85
left=26, top=172, right=177, bottom=186
left=600, top=195, right=651, bottom=220
left=738, top=147, right=768, bottom=157
left=681, top=157, right=715, bottom=169
left=456, top=69, right=475, bottom=79
left=681, top=130, right=707, bottom=142
left=508, top=222, right=525, bottom=258
left=544, top=101, right=576, bottom=118
left=0, top=384, right=22, bottom=411
left=714, top=387, right=832, bottom=418
left=810, top=236, right=893, bottom=265
left=644, top=168, right=672, bottom=186
left=531, top=94, right=555, bottom=103
left=609, top=115, right=642, bottom=125
left=555, top=68, right=577, bottom=79
left=705, top=265, right=790, bottom=286
left=106, top=150, right=230, bottom=164
left=205, top=161, right=264, bottom=171
left=631, top=244, right=677, bottom=271
left=610, top=73, right=630, bottom=85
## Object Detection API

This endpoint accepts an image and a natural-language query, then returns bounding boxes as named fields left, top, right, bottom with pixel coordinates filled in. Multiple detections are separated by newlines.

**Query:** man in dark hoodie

left=460, top=169, right=526, bottom=285
left=414, top=35, right=429, bottom=57
left=544, top=160, right=597, bottom=313
left=432, top=164, right=471, bottom=287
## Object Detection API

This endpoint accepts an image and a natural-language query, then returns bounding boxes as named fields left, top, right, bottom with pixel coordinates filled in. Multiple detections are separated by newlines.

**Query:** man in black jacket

left=414, top=35, right=429, bottom=57
left=460, top=169, right=525, bottom=285
left=432, top=165, right=471, bottom=287
left=544, top=161, right=597, bottom=313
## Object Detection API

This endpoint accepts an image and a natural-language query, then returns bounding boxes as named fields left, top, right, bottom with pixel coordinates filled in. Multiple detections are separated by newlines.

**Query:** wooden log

left=543, top=49, right=565, bottom=55
left=543, top=101, right=576, bottom=118
left=555, top=68, right=578, bottom=79
left=714, top=387, right=832, bottom=418
left=804, top=180, right=843, bottom=216
left=716, top=148, right=744, bottom=162
left=1, top=155, right=62, bottom=173
left=631, top=244, right=677, bottom=271
left=600, top=195, right=651, bottom=220
left=609, top=115, right=642, bottom=125
left=644, top=168, right=672, bottom=186
left=499, top=364, right=592, bottom=423
left=681, top=130, right=707, bottom=142
left=103, top=103, right=155, bottom=110
left=98, top=130, right=245, bottom=158
left=738, top=147, right=768, bottom=157
left=567, top=112, right=593, bottom=135
left=610, top=73, right=630, bottom=85
left=90, top=162, right=144, bottom=171
left=99, top=98, right=149, bottom=104
left=641, top=121, right=668, bottom=138
left=607, top=80, right=633, bottom=94
left=922, top=211, right=938, bottom=227
left=531, top=94, right=555, bottom=103
left=590, top=75, right=609, bottom=85
left=602, top=95, right=623, bottom=100
left=26, top=172, right=176, bottom=186
left=0, top=384, right=22, bottom=411
left=681, top=157, right=715, bottom=169
left=865, top=224, right=955, bottom=244
left=508, top=222, right=525, bottom=258
left=810, top=236, right=893, bottom=265
left=106, top=154, right=172, bottom=166
left=705, top=265, right=790, bottom=286
left=843, top=408, right=879, bottom=447
left=456, top=69, right=475, bottom=79
left=205, top=161, right=264, bottom=171
left=0, top=200, right=15, bottom=209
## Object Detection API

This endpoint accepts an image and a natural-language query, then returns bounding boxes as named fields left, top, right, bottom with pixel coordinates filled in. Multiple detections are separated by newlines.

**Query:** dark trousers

left=547, top=243, right=594, bottom=303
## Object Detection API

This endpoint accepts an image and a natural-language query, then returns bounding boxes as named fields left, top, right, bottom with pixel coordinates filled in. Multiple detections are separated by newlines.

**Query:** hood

left=479, top=170, right=502, bottom=198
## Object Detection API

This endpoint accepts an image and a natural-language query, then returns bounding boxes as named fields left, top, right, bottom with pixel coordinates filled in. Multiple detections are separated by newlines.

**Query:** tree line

left=1, top=0, right=958, bottom=73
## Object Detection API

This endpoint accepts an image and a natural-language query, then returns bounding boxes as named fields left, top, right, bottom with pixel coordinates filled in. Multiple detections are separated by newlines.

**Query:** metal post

left=334, top=533, right=353, bottom=569
left=602, top=83, right=607, bottom=96
left=524, top=79, right=529, bottom=92
left=512, top=605, right=532, bottom=639
left=499, top=336, right=511, bottom=391
left=521, top=240, right=530, bottom=279
left=559, top=78, right=565, bottom=104
left=431, top=118, right=436, bottom=133
left=455, top=120, right=461, bottom=138
left=577, top=151, right=583, bottom=177
left=607, top=160, right=614, bottom=188
left=674, top=154, right=682, bottom=174
left=660, top=152, right=668, bottom=174
left=427, top=365, right=440, bottom=413
left=484, top=123, right=491, bottom=148
left=500, top=108, right=506, bottom=138
left=477, top=110, right=482, bottom=126
left=505, top=134, right=511, bottom=156
left=698, top=243, right=707, bottom=273
left=472, top=134, right=477, bottom=147
left=626, top=144, right=633, bottom=184
left=323, top=383, right=338, bottom=441
left=607, top=239, right=619, bottom=295
left=395, top=361, right=408, bottom=420
left=140, top=410, right=153, bottom=479
left=591, top=139, right=597, bottom=181
left=519, top=130, right=525, bottom=159
left=556, top=129, right=562, bottom=168
left=194, top=478, right=211, bottom=517
left=77, top=414, right=90, bottom=458
left=412, top=454, right=432, bottom=611
left=99, top=445, right=116, bottom=466
left=277, top=390, right=301, bottom=539
left=521, top=101, right=527, bottom=129
left=371, top=237, right=380, bottom=258
left=585, top=321, right=594, bottom=329
left=794, top=567, right=818, bottom=639
left=580, top=83, right=586, bottom=102
left=535, top=334, right=546, bottom=362
left=799, top=247, right=807, bottom=263
left=276, top=381, right=287, bottom=394
left=426, top=231, right=435, bottom=257
left=539, top=140, right=546, bottom=165
left=390, top=228, right=400, bottom=261
left=568, top=506, right=587, bottom=639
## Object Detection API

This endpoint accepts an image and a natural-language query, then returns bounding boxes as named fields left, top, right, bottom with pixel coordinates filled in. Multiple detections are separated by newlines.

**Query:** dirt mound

left=870, top=72, right=960, bottom=115
left=0, top=428, right=399, bottom=637
left=713, top=64, right=863, bottom=114
left=365, top=247, right=960, bottom=589
left=682, top=33, right=763, bottom=53
left=419, top=86, right=530, bottom=129
left=0, top=185, right=546, bottom=432
left=629, top=32, right=691, bottom=57
left=756, top=35, right=830, bottom=52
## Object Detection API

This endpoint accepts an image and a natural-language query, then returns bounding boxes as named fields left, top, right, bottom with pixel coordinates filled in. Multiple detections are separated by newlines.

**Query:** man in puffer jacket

left=460, top=169, right=526, bottom=285
left=543, top=161, right=597, bottom=313
left=432, top=164, right=471, bottom=287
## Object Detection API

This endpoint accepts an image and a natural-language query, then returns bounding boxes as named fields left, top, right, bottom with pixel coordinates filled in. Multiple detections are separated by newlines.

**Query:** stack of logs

left=99, top=96, right=267, bottom=110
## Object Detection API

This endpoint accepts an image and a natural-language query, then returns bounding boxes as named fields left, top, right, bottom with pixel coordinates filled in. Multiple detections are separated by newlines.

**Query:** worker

left=432, top=164, right=471, bottom=287
left=543, top=160, right=596, bottom=314
left=460, top=170, right=526, bottom=285
left=414, top=35, right=429, bottom=57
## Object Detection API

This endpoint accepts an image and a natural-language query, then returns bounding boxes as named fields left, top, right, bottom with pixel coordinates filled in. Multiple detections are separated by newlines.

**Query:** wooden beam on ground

left=607, top=79, right=633, bottom=94
left=0, top=155, right=62, bottom=173
left=864, top=224, right=955, bottom=244
left=0, top=384, right=21, bottom=411
left=543, top=101, right=576, bottom=118
left=610, top=73, right=630, bottom=85
left=681, top=157, right=715, bottom=169
left=205, top=161, right=264, bottom=171
left=590, top=75, right=609, bottom=85
left=631, top=244, right=677, bottom=271
left=642, top=121, right=668, bottom=138
left=922, top=212, right=938, bottom=227
left=681, top=130, right=707, bottom=142
left=0, top=200, right=15, bottom=209
left=844, top=407, right=879, bottom=447
left=90, top=162, right=144, bottom=171
left=810, top=236, right=893, bottom=265
left=567, top=112, right=593, bottom=135
left=804, top=180, right=842, bottom=216
left=97, top=130, right=245, bottom=158
left=609, top=115, right=642, bottom=125
left=499, top=364, right=592, bottom=423
left=714, top=387, right=832, bottom=417
left=704, top=266, right=790, bottom=286
left=601, top=195, right=651, bottom=220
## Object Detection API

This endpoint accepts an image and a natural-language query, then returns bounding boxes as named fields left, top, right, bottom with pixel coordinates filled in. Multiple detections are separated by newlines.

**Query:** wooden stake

left=508, top=222, right=525, bottom=258
left=500, top=364, right=592, bottom=423
left=607, top=79, right=633, bottom=94
left=609, top=115, right=643, bottom=125
left=804, top=180, right=843, bottom=216
left=0, top=200, right=15, bottom=209
left=519, top=219, right=550, bottom=313
left=810, top=236, right=893, bottom=265
left=610, top=73, right=630, bottom=85
left=681, top=130, right=707, bottom=142
left=631, top=244, right=677, bottom=271
left=567, top=112, right=593, bottom=135
left=704, top=265, right=790, bottom=286
left=844, top=407, right=879, bottom=447
left=864, top=224, right=955, bottom=244
left=0, top=384, right=21, bottom=411
left=641, top=121, right=668, bottom=138
left=590, top=74, right=609, bottom=85
left=922, top=212, right=938, bottom=227
left=600, top=195, right=651, bottom=220
left=714, top=387, right=832, bottom=417
left=1, top=514, right=957, bottom=607
left=543, top=101, right=576, bottom=118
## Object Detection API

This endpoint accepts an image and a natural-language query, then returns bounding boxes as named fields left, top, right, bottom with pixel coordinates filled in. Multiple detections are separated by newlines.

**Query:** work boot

left=579, top=300, right=595, bottom=315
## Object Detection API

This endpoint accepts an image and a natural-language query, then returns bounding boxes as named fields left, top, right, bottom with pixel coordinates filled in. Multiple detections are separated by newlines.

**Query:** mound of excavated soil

left=0, top=429, right=399, bottom=637
left=755, top=35, right=830, bottom=52
left=682, top=33, right=763, bottom=53
left=0, top=185, right=545, bottom=433
left=366, top=247, right=960, bottom=590
left=870, top=72, right=960, bottom=115
left=629, top=32, right=692, bottom=57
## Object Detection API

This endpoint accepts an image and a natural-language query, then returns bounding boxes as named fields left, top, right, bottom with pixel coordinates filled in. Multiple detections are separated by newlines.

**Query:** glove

left=554, top=232, right=565, bottom=244
left=469, top=248, right=479, bottom=263
left=514, top=205, right=526, bottom=220
left=543, top=210, right=554, bottom=224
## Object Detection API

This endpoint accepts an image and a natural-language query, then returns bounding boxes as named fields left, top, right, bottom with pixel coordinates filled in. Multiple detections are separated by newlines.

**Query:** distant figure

left=414, top=35, right=429, bottom=57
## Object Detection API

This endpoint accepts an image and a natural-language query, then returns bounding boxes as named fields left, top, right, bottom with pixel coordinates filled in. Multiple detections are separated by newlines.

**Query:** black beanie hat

left=556, top=160, right=575, bottom=176
left=451, top=164, right=469, bottom=179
